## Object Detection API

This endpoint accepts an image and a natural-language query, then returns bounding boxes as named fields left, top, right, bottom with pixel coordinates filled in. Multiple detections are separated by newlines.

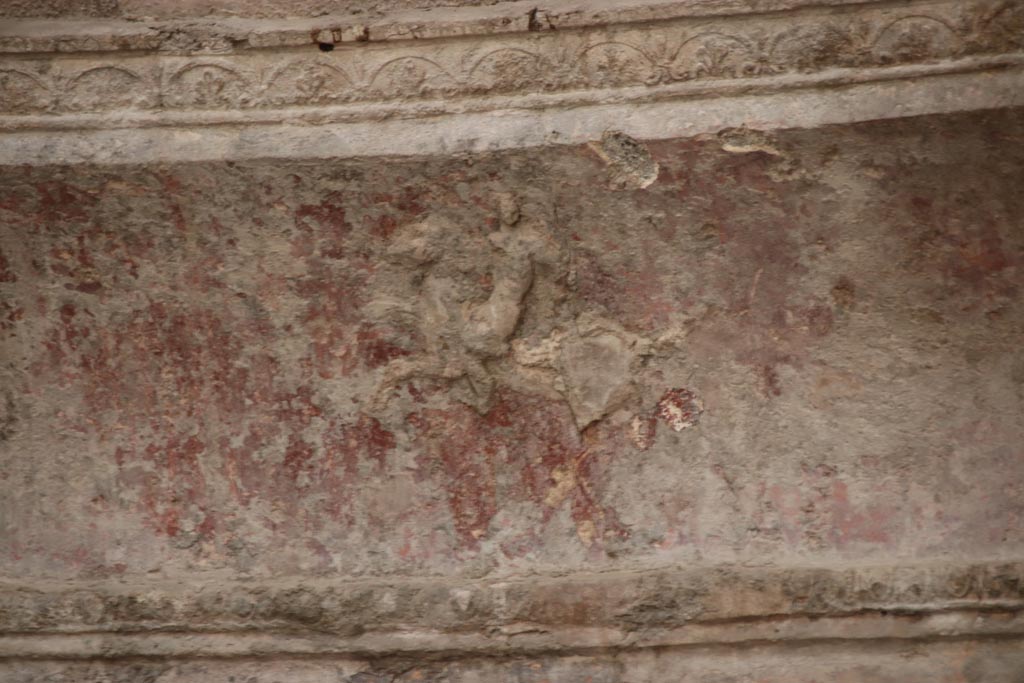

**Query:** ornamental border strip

left=2, top=561, right=1022, bottom=636
left=0, top=0, right=1021, bottom=125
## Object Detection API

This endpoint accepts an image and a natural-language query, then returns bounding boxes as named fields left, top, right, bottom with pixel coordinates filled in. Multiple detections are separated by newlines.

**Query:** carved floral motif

left=0, top=0, right=1020, bottom=117
left=165, top=63, right=252, bottom=108
left=65, top=66, right=153, bottom=111
left=0, top=69, right=51, bottom=114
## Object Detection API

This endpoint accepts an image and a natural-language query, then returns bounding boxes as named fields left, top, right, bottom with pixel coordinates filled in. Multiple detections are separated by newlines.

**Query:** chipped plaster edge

left=1, top=64, right=1021, bottom=166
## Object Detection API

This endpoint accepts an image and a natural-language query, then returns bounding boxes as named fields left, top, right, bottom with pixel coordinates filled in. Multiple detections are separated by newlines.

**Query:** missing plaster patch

left=717, top=127, right=781, bottom=156
left=589, top=131, right=659, bottom=190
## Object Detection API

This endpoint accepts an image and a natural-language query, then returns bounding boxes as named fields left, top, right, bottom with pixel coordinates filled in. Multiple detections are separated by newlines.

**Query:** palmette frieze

left=0, top=0, right=1022, bottom=120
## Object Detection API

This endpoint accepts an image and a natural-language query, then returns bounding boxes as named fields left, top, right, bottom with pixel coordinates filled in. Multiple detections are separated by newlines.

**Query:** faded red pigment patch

left=40, top=219, right=153, bottom=293
left=570, top=138, right=842, bottom=396
left=0, top=248, right=15, bottom=283
left=760, top=364, right=783, bottom=398
left=115, top=433, right=214, bottom=540
left=218, top=412, right=396, bottom=536
left=571, top=239, right=675, bottom=335
left=901, top=189, right=1020, bottom=306
left=182, top=248, right=227, bottom=294
left=30, top=292, right=408, bottom=543
left=281, top=435, right=316, bottom=485
left=333, top=413, right=396, bottom=473
left=408, top=406, right=499, bottom=549
left=294, top=192, right=351, bottom=260
left=157, top=173, right=188, bottom=234
left=295, top=269, right=370, bottom=380
left=219, top=398, right=321, bottom=504
left=353, top=322, right=416, bottom=370
left=409, top=390, right=627, bottom=553
left=366, top=213, right=398, bottom=240
left=759, top=464, right=897, bottom=551
left=114, top=381, right=331, bottom=541
left=357, top=181, right=435, bottom=241
left=39, top=302, right=90, bottom=372
left=30, top=180, right=98, bottom=229
left=828, top=479, right=893, bottom=546
left=48, top=233, right=105, bottom=294
left=38, top=301, right=262, bottom=422
left=0, top=300, right=24, bottom=333
left=697, top=219, right=838, bottom=399
left=12, top=167, right=421, bottom=561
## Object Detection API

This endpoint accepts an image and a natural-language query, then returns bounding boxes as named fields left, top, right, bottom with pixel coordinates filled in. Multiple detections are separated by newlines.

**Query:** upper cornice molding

left=0, top=0, right=951, bottom=54
left=0, top=0, right=1022, bottom=163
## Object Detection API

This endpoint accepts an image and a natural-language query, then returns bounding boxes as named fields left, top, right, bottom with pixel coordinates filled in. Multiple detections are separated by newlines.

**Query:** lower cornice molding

left=2, top=561, right=1022, bottom=659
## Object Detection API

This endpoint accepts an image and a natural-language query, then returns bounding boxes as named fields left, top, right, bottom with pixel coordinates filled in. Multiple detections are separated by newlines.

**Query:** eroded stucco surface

left=2, top=109, right=1022, bottom=588
left=0, top=0, right=509, bottom=19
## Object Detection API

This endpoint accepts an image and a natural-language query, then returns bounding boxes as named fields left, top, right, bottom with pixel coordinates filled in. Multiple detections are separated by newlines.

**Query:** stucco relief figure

left=370, top=194, right=664, bottom=432
left=370, top=194, right=562, bottom=413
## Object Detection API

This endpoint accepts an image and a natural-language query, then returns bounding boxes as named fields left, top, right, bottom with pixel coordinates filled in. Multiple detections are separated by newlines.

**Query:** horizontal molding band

left=0, top=0, right=1021, bottom=164
left=2, top=0, right=1020, bottom=116
left=3, top=609, right=1024, bottom=660
left=1, top=64, right=1022, bottom=165
left=0, top=54, right=1019, bottom=133
left=2, top=561, right=1022, bottom=657
left=0, top=0, right=948, bottom=54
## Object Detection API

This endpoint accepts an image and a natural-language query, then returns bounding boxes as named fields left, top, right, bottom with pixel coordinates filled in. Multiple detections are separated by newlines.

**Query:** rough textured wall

left=1, top=108, right=1023, bottom=680
left=0, top=0, right=522, bottom=19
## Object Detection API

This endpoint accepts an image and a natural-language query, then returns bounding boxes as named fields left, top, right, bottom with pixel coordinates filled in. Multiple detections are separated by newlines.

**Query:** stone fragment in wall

left=589, top=131, right=659, bottom=190
left=717, top=126, right=809, bottom=181
left=717, top=127, right=782, bottom=156
left=558, top=316, right=650, bottom=430
left=509, top=330, right=569, bottom=395
left=511, top=330, right=565, bottom=369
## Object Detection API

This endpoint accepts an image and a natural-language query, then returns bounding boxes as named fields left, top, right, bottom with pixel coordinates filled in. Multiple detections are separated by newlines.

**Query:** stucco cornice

left=2, top=561, right=1023, bottom=659
left=0, top=1, right=980, bottom=54
left=0, top=0, right=1022, bottom=162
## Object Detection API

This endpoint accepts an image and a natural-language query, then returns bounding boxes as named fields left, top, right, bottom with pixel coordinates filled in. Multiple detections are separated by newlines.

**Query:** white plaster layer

left=1, top=65, right=1021, bottom=165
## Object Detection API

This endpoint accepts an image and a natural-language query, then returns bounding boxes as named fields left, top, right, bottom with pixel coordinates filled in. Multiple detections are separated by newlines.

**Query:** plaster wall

left=1, top=107, right=1023, bottom=680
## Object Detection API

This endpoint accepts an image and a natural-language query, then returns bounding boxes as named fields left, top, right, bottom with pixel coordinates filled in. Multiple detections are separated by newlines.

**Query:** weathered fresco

left=2, top=108, right=1022, bottom=585
left=6, top=639, right=1024, bottom=683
